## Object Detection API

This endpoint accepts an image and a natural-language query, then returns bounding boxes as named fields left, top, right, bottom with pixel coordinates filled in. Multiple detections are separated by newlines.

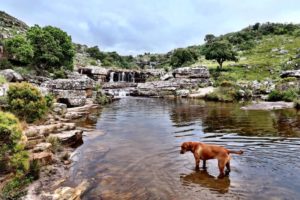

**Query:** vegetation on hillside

left=7, top=82, right=51, bottom=123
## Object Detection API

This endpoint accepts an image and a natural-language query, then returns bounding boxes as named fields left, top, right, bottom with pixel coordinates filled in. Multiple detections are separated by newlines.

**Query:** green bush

left=0, top=75, right=7, bottom=85
left=95, top=92, right=110, bottom=105
left=5, top=35, right=34, bottom=65
left=90, top=60, right=97, bottom=66
left=1, top=175, right=32, bottom=199
left=45, top=94, right=55, bottom=108
left=279, top=77, right=297, bottom=83
left=268, top=89, right=299, bottom=102
left=0, top=58, right=13, bottom=70
left=52, top=68, right=67, bottom=79
left=7, top=82, right=48, bottom=123
left=0, top=111, right=29, bottom=174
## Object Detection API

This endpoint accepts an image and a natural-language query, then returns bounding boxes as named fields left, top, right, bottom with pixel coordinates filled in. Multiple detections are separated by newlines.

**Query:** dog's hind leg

left=202, top=160, right=207, bottom=170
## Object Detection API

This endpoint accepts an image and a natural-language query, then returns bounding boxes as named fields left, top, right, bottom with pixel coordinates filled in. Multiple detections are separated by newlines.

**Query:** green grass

left=192, top=34, right=300, bottom=82
left=0, top=75, right=7, bottom=85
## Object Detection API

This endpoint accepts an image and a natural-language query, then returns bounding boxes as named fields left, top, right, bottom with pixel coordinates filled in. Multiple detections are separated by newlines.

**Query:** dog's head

left=180, top=142, right=192, bottom=154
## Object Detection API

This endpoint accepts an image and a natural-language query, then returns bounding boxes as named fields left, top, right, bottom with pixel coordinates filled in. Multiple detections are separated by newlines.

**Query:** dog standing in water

left=180, top=142, right=243, bottom=178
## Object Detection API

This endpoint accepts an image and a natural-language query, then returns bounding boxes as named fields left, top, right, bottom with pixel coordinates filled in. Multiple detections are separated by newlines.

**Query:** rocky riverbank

left=23, top=100, right=103, bottom=200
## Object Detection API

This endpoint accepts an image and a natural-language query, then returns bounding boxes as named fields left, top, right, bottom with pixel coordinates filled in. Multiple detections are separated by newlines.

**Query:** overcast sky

left=1, top=0, right=300, bottom=55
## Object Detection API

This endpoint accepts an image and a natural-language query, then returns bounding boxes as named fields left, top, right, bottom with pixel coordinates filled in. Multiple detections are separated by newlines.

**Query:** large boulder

left=49, top=130, right=83, bottom=147
left=41, top=77, right=95, bottom=107
left=52, top=90, right=87, bottom=107
left=173, top=66, right=210, bottom=79
left=0, top=69, right=23, bottom=82
left=30, top=152, right=53, bottom=166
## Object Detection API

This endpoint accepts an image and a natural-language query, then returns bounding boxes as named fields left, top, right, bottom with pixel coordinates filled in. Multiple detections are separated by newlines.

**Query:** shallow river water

left=65, top=97, right=300, bottom=200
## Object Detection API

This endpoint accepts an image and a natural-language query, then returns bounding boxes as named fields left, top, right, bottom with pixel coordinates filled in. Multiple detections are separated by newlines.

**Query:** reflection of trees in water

left=169, top=100, right=300, bottom=137
left=180, top=170, right=230, bottom=194
left=273, top=110, right=300, bottom=137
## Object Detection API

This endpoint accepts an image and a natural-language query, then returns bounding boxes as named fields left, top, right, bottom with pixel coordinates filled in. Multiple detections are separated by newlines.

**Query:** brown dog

left=180, top=142, right=243, bottom=178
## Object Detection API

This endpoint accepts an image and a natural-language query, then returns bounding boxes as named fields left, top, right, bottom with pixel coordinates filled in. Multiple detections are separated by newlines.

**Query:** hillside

left=1, top=10, right=300, bottom=82
left=0, top=11, right=28, bottom=39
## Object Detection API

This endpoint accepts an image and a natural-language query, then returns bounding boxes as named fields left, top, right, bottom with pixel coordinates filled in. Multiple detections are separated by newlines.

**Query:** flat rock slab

left=189, top=87, right=215, bottom=98
left=30, top=152, right=54, bottom=166
left=241, top=101, right=294, bottom=110
left=49, top=130, right=83, bottom=146
left=33, top=142, right=52, bottom=153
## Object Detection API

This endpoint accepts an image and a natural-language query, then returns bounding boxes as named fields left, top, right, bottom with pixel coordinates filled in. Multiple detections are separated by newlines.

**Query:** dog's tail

left=227, top=150, right=244, bottom=155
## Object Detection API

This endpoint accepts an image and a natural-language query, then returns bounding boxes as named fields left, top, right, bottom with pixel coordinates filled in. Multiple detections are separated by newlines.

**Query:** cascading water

left=107, top=89, right=129, bottom=98
left=109, top=72, right=115, bottom=83
left=132, top=72, right=135, bottom=83
left=118, top=72, right=121, bottom=82
left=122, top=72, right=125, bottom=82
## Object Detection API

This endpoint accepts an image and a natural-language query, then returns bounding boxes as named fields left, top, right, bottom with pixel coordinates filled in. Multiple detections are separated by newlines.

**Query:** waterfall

left=122, top=72, right=125, bottom=82
left=132, top=72, right=135, bottom=83
left=109, top=72, right=115, bottom=83
left=107, top=89, right=128, bottom=98
left=118, top=72, right=121, bottom=82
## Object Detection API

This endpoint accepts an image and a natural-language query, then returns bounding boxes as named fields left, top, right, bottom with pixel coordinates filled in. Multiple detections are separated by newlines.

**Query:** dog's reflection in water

left=180, top=170, right=231, bottom=194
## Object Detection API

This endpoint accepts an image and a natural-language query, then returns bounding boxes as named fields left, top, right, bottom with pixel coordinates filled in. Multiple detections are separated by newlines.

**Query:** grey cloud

left=1, top=0, right=300, bottom=55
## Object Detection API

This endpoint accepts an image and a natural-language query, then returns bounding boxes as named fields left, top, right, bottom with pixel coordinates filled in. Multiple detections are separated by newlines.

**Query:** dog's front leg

left=193, top=153, right=200, bottom=170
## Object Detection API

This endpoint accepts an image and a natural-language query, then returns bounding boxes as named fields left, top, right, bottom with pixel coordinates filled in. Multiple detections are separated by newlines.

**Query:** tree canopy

left=5, top=35, right=33, bottom=65
left=27, top=25, right=75, bottom=71
left=170, top=48, right=198, bottom=68
left=203, top=40, right=238, bottom=69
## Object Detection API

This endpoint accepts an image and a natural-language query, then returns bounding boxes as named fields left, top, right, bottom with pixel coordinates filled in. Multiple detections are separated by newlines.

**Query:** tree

left=203, top=40, right=238, bottom=69
left=170, top=48, right=198, bottom=68
left=204, top=34, right=216, bottom=43
left=27, top=25, right=75, bottom=71
left=86, top=46, right=106, bottom=60
left=5, top=35, right=33, bottom=65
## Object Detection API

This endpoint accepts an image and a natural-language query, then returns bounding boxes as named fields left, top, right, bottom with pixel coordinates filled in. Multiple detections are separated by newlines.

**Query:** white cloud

left=1, top=0, right=300, bottom=55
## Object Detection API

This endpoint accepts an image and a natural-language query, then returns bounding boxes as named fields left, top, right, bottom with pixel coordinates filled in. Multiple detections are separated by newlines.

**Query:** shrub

left=279, top=77, right=297, bottom=83
left=268, top=89, right=299, bottom=102
left=1, top=175, right=32, bottom=199
left=95, top=92, right=110, bottom=105
left=0, top=74, right=7, bottom=85
left=51, top=68, right=67, bottom=79
left=7, top=82, right=48, bottom=123
left=267, top=90, right=283, bottom=101
left=294, top=99, right=300, bottom=109
left=0, top=58, right=13, bottom=70
left=44, top=94, right=55, bottom=108
left=46, top=136, right=62, bottom=153
left=0, top=111, right=29, bottom=174
left=90, top=60, right=97, bottom=66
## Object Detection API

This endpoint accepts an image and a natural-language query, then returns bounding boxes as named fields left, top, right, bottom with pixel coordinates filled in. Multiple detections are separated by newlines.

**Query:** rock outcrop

left=281, top=70, right=300, bottom=78
left=136, top=78, right=210, bottom=97
left=41, top=77, right=95, bottom=107
left=78, top=66, right=109, bottom=82
left=52, top=180, right=89, bottom=200
left=135, top=66, right=211, bottom=97
left=173, top=66, right=210, bottom=79
left=0, top=69, right=23, bottom=82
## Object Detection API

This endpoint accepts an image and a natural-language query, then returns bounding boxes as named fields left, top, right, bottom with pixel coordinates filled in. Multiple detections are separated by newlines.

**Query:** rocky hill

left=0, top=11, right=28, bottom=39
